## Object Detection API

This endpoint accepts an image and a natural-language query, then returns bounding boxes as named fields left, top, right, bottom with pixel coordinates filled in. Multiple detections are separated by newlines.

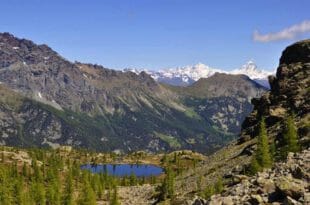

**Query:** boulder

left=275, top=177, right=305, bottom=200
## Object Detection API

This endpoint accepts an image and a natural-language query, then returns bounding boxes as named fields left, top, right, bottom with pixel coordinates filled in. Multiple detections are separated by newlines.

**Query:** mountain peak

left=231, top=60, right=273, bottom=80
left=241, top=60, right=258, bottom=71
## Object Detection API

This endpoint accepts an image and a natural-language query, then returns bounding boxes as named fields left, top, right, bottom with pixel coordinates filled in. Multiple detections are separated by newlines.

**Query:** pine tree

left=167, top=168, right=175, bottom=198
left=129, top=173, right=137, bottom=186
left=79, top=172, right=96, bottom=205
left=256, top=118, right=272, bottom=168
left=0, top=167, right=12, bottom=205
left=14, top=178, right=25, bottom=205
left=110, top=186, right=120, bottom=205
left=281, top=115, right=300, bottom=158
left=250, top=118, right=273, bottom=173
left=22, top=162, right=28, bottom=179
left=249, top=156, right=261, bottom=174
left=269, top=139, right=276, bottom=159
left=31, top=181, right=46, bottom=205
left=32, top=159, right=43, bottom=182
left=63, top=172, right=75, bottom=205
left=158, top=166, right=175, bottom=200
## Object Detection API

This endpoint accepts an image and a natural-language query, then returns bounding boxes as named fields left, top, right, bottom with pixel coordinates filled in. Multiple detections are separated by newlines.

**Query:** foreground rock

left=205, top=149, right=310, bottom=205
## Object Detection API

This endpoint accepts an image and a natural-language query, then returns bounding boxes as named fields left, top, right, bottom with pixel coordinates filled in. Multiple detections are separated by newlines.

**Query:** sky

left=1, top=0, right=310, bottom=71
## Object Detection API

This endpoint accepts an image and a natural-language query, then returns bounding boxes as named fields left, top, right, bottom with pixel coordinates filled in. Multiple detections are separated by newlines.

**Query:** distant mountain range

left=125, top=61, right=274, bottom=88
left=0, top=32, right=267, bottom=153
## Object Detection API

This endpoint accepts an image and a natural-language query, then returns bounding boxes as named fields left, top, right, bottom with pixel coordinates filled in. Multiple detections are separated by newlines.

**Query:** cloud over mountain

left=253, top=20, right=310, bottom=42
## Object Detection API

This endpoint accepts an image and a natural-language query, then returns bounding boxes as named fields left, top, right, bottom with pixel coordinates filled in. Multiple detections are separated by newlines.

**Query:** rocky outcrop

left=240, top=39, right=310, bottom=144
left=172, top=39, right=310, bottom=205
left=206, top=149, right=310, bottom=205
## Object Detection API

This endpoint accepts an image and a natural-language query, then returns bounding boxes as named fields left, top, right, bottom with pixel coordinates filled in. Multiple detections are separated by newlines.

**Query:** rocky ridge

left=205, top=149, right=310, bottom=205
left=240, top=39, right=310, bottom=145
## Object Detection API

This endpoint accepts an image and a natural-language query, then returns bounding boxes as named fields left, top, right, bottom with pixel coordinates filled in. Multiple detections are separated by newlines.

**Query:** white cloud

left=253, top=20, right=310, bottom=42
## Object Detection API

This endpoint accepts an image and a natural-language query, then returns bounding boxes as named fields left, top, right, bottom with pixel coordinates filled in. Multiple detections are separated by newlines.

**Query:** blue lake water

left=80, top=164, right=164, bottom=177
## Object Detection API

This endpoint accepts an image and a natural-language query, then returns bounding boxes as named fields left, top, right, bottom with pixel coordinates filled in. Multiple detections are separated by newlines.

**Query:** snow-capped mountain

left=150, top=63, right=223, bottom=86
left=230, top=60, right=274, bottom=80
left=230, top=61, right=274, bottom=88
left=154, top=63, right=221, bottom=81
left=124, top=61, right=274, bottom=88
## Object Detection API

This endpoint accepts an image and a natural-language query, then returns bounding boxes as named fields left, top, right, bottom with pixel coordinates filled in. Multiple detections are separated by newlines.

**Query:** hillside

left=171, top=39, right=310, bottom=204
left=0, top=32, right=266, bottom=153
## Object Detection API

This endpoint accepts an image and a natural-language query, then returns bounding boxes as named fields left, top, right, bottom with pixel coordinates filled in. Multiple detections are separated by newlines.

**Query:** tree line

left=0, top=148, right=158, bottom=205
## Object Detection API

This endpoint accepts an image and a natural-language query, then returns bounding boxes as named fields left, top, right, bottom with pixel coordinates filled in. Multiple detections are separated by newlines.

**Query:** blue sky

left=1, top=0, right=309, bottom=71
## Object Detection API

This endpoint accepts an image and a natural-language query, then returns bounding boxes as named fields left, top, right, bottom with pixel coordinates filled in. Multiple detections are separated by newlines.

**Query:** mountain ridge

left=0, top=32, right=266, bottom=153
left=125, top=60, right=274, bottom=88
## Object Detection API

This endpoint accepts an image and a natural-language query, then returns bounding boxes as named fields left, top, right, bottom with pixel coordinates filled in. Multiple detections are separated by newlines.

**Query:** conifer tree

left=281, top=115, right=300, bottom=158
left=110, top=186, right=120, bottom=205
left=31, top=181, right=46, bottom=205
left=256, top=118, right=272, bottom=168
left=63, top=172, right=75, bottom=205
left=158, top=166, right=175, bottom=200
left=250, top=118, right=273, bottom=173
left=129, top=173, right=137, bottom=186
left=14, top=178, right=25, bottom=205
left=0, top=167, right=12, bottom=205
left=79, top=172, right=96, bottom=205
left=168, top=168, right=175, bottom=198
left=249, top=156, right=261, bottom=174
left=22, top=162, right=28, bottom=179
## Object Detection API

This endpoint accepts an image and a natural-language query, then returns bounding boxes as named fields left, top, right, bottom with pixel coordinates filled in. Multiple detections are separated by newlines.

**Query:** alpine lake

left=80, top=164, right=164, bottom=177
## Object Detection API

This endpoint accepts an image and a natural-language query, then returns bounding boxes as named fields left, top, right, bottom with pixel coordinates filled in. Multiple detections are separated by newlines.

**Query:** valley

left=0, top=35, right=308, bottom=204
left=0, top=33, right=266, bottom=154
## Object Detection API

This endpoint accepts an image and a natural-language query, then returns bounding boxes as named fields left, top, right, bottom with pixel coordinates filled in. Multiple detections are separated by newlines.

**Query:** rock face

left=0, top=32, right=266, bottom=153
left=240, top=39, right=310, bottom=143
left=206, top=149, right=310, bottom=205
